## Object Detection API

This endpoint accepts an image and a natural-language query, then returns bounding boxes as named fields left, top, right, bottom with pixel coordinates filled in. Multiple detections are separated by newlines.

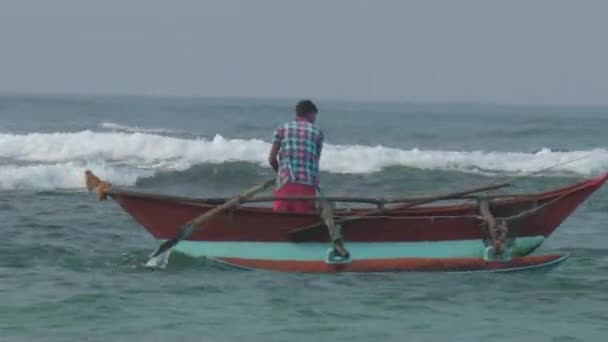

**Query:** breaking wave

left=100, top=122, right=179, bottom=134
left=0, top=162, right=152, bottom=190
left=0, top=130, right=607, bottom=190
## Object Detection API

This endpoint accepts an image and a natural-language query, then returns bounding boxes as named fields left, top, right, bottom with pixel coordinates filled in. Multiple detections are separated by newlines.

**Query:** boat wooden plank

left=211, top=254, right=569, bottom=273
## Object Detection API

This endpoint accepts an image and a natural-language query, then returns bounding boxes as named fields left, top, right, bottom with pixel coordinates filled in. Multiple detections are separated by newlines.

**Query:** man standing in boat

left=268, top=99, right=324, bottom=213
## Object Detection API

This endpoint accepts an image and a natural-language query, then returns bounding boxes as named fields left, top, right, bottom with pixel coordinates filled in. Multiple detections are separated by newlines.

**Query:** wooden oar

left=288, top=181, right=511, bottom=241
left=147, top=178, right=275, bottom=261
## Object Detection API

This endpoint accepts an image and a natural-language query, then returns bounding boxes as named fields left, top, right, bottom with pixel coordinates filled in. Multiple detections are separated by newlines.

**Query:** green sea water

left=1, top=95, right=607, bottom=341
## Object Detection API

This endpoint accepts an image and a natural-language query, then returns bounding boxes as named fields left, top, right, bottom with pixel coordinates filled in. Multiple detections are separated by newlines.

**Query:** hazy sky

left=1, top=1, right=607, bottom=106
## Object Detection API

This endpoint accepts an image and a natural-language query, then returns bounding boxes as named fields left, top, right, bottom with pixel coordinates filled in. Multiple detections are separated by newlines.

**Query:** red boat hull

left=110, top=173, right=608, bottom=244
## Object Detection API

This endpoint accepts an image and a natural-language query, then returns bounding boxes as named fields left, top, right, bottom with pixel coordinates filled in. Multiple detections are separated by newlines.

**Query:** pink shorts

left=273, top=183, right=316, bottom=213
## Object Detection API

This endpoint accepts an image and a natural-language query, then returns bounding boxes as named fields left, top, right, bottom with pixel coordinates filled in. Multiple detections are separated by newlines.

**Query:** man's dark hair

left=295, top=100, right=318, bottom=117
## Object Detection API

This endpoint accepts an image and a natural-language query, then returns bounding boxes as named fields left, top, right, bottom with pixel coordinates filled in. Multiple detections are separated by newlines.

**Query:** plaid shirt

left=272, top=118, right=324, bottom=187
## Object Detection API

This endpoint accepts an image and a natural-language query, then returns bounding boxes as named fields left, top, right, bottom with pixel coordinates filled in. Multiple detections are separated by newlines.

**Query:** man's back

left=272, top=118, right=324, bottom=188
left=267, top=99, right=322, bottom=213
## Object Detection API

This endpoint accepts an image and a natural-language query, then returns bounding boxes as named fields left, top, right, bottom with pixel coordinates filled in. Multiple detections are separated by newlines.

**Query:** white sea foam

left=0, top=130, right=607, bottom=190
left=0, top=161, right=152, bottom=190
left=101, top=122, right=178, bottom=134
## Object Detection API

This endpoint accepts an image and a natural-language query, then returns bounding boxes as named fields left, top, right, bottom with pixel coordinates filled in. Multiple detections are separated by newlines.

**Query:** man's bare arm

left=268, top=143, right=280, bottom=172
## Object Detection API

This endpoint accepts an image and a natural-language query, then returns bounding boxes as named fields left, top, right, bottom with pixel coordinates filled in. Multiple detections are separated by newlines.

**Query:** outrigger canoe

left=84, top=171, right=608, bottom=273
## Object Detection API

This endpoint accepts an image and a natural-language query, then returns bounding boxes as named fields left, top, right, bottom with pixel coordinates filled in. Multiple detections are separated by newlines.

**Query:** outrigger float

left=85, top=170, right=608, bottom=273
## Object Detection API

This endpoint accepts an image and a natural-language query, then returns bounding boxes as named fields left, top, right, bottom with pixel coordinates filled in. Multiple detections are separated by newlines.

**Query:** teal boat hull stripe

left=170, top=236, right=545, bottom=261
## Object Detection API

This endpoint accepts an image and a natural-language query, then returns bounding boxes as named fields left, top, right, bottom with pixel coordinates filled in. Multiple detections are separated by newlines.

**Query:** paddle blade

left=147, top=223, right=195, bottom=260
left=145, top=249, right=172, bottom=268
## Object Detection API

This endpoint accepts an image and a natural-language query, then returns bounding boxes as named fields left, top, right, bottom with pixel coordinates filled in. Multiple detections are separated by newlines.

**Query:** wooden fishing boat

left=84, top=171, right=608, bottom=273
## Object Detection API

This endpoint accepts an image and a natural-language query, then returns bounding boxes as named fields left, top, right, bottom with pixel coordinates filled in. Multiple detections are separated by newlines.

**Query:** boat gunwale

left=107, top=172, right=608, bottom=216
